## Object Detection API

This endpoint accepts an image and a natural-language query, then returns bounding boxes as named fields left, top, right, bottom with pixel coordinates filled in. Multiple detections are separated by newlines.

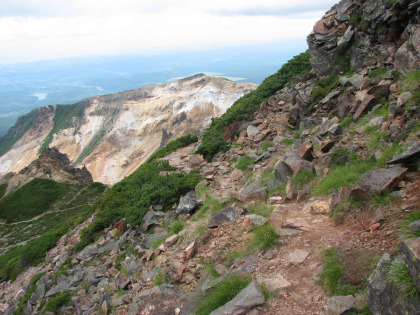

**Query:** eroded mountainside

left=0, top=0, right=419, bottom=314
left=0, top=75, right=257, bottom=185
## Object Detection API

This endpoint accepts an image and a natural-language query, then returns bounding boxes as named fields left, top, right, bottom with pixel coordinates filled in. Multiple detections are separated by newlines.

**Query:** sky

left=0, top=0, right=339, bottom=64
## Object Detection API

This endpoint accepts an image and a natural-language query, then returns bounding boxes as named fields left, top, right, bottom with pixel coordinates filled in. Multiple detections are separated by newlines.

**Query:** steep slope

left=0, top=74, right=257, bottom=185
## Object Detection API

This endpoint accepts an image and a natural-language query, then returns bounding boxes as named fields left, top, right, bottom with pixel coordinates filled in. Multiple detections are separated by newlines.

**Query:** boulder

left=247, top=125, right=260, bottom=137
left=329, top=186, right=351, bottom=211
left=286, top=249, right=310, bottom=265
left=408, top=220, right=420, bottom=235
left=296, top=143, right=314, bottom=161
left=400, top=238, right=420, bottom=291
left=350, top=167, right=408, bottom=200
left=353, top=94, right=376, bottom=120
left=339, top=74, right=364, bottom=89
left=141, top=231, right=168, bottom=249
left=142, top=209, right=165, bottom=231
left=328, top=295, right=356, bottom=314
left=208, top=207, right=236, bottom=228
left=210, top=281, right=265, bottom=315
left=256, top=275, right=292, bottom=291
left=176, top=191, right=200, bottom=215
left=244, top=214, right=268, bottom=228
left=45, top=283, right=70, bottom=298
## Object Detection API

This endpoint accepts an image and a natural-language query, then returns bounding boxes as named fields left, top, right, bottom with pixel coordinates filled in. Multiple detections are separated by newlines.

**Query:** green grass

left=168, top=220, right=186, bottom=236
left=236, top=156, right=253, bottom=171
left=153, top=271, right=169, bottom=286
left=42, top=291, right=72, bottom=314
left=368, top=67, right=387, bottom=78
left=0, top=183, right=7, bottom=199
left=261, top=167, right=275, bottom=181
left=0, top=178, right=66, bottom=224
left=292, top=130, right=301, bottom=138
left=336, top=42, right=352, bottom=73
left=247, top=204, right=274, bottom=218
left=252, top=224, right=280, bottom=250
left=203, top=262, right=220, bottom=278
left=312, top=159, right=375, bottom=196
left=151, top=237, right=165, bottom=250
left=292, top=170, right=316, bottom=189
left=399, top=210, right=420, bottom=239
left=194, top=197, right=223, bottom=221
left=261, top=141, right=274, bottom=151
left=147, top=134, right=198, bottom=163
left=195, top=275, right=252, bottom=315
left=312, top=73, right=339, bottom=102
left=281, top=138, right=294, bottom=146
left=196, top=51, right=311, bottom=161
left=388, top=261, right=419, bottom=297
left=340, top=116, right=353, bottom=128
left=269, top=184, right=286, bottom=197
left=402, top=70, right=420, bottom=92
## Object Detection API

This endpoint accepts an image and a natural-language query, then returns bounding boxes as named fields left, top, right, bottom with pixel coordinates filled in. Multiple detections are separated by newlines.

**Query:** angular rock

left=309, top=200, right=330, bottom=215
left=321, top=90, right=341, bottom=104
left=183, top=241, right=198, bottom=260
left=297, top=143, right=314, bottom=161
left=208, top=207, right=236, bottom=228
left=165, top=234, right=180, bottom=247
left=408, top=220, right=420, bottom=235
left=176, top=191, right=200, bottom=215
left=210, top=281, right=265, bottom=315
left=337, top=26, right=354, bottom=46
left=256, top=275, right=292, bottom=291
left=353, top=94, right=376, bottom=120
left=247, top=125, right=260, bottom=137
left=286, top=249, right=310, bottom=265
left=339, top=74, right=364, bottom=89
left=142, top=209, right=165, bottom=231
left=350, top=167, right=408, bottom=201
left=244, top=214, right=268, bottom=228
left=141, top=231, right=168, bottom=249
left=328, top=295, right=356, bottom=314
left=76, top=245, right=99, bottom=261
left=45, top=283, right=70, bottom=298
left=386, top=142, right=420, bottom=166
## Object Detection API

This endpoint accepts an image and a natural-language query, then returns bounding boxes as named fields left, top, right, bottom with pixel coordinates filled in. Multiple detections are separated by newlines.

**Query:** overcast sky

left=0, top=0, right=338, bottom=64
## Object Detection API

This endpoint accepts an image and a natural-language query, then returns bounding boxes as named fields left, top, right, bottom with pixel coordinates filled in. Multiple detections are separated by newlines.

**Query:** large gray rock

left=141, top=231, right=168, bottom=249
left=408, top=220, right=420, bottom=235
left=128, top=284, right=187, bottom=315
left=339, top=74, right=364, bottom=89
left=328, top=295, right=356, bottom=314
left=272, top=153, right=313, bottom=186
left=350, top=167, right=408, bottom=201
left=45, top=283, right=70, bottom=298
left=210, top=281, right=265, bottom=315
left=247, top=125, right=260, bottom=137
left=76, top=245, right=99, bottom=261
left=208, top=207, right=236, bottom=228
left=176, top=191, right=200, bottom=215
left=400, top=237, right=420, bottom=291
left=142, top=209, right=165, bottom=231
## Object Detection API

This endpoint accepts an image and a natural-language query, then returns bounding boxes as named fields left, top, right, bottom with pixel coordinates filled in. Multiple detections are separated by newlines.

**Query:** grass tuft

left=388, top=261, right=419, bottom=297
left=195, top=274, right=252, bottom=315
left=252, top=224, right=280, bottom=250
left=236, top=156, right=253, bottom=171
left=168, top=220, right=186, bottom=236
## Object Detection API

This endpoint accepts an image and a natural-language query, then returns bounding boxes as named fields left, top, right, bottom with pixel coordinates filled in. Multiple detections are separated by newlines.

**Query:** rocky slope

left=0, top=75, right=257, bottom=185
left=0, top=0, right=419, bottom=314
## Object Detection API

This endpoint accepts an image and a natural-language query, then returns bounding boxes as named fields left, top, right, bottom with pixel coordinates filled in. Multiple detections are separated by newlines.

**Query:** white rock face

left=0, top=74, right=257, bottom=185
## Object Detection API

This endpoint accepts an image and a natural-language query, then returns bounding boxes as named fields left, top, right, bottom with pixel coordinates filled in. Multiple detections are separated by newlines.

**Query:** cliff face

left=0, top=75, right=257, bottom=185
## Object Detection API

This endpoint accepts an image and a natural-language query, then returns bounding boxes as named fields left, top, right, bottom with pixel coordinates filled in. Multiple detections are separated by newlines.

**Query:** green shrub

left=43, top=291, right=72, bottom=314
left=252, top=224, right=280, bottom=250
left=281, top=138, right=294, bottom=146
left=0, top=178, right=66, bottom=223
left=292, top=170, right=316, bottom=189
left=148, top=134, right=198, bottom=162
left=312, top=160, right=375, bottom=196
left=169, top=220, right=186, bottom=236
left=195, top=275, right=252, bottom=315
left=261, top=141, right=274, bottom=151
left=368, top=67, right=387, bottom=78
left=236, top=156, right=253, bottom=171
left=0, top=183, right=7, bottom=199
left=196, top=51, right=311, bottom=161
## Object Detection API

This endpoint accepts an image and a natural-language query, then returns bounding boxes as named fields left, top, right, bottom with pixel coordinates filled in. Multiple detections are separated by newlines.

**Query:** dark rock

left=321, top=140, right=336, bottom=153
left=353, top=94, right=376, bottom=120
left=176, top=191, right=200, bottom=215
left=141, top=231, right=168, bottom=249
left=142, top=209, right=165, bottom=231
left=128, top=285, right=187, bottom=315
left=386, top=142, right=420, bottom=167
left=45, top=283, right=70, bottom=298
left=350, top=167, right=408, bottom=201
left=317, top=117, right=340, bottom=136
left=255, top=151, right=271, bottom=162
left=76, top=245, right=99, bottom=261
left=208, top=207, right=236, bottom=228
left=210, top=281, right=265, bottom=315
left=31, top=282, right=46, bottom=301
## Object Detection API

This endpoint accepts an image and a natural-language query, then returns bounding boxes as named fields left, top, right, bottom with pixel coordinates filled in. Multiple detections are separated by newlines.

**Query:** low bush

left=236, top=156, right=253, bottom=171
left=195, top=275, right=252, bottom=315
left=252, top=224, right=280, bottom=250
left=43, top=291, right=72, bottom=314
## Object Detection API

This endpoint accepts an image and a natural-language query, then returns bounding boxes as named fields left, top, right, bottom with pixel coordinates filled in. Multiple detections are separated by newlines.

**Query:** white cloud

left=0, top=0, right=338, bottom=64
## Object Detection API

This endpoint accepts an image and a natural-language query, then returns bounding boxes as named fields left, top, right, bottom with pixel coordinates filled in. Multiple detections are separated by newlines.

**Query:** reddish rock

left=183, top=241, right=198, bottom=260
left=297, top=143, right=314, bottom=161
left=231, top=191, right=248, bottom=202
left=113, top=219, right=127, bottom=235
left=353, top=94, right=376, bottom=120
